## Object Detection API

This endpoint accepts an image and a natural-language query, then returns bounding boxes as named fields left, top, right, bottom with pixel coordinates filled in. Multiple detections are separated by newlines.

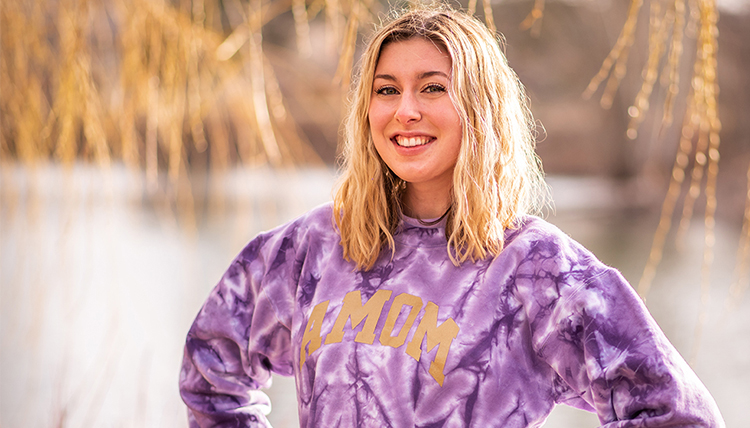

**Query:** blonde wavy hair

left=334, top=5, right=548, bottom=270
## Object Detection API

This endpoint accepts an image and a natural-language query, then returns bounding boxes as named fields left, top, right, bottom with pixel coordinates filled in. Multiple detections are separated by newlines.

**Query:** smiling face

left=368, top=37, right=463, bottom=216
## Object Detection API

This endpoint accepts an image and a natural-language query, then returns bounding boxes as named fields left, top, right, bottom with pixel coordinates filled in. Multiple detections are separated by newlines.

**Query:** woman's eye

left=424, top=84, right=446, bottom=93
left=375, top=86, right=399, bottom=96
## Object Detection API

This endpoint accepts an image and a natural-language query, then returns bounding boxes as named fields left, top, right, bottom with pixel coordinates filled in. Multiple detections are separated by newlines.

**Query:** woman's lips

left=393, top=135, right=434, bottom=147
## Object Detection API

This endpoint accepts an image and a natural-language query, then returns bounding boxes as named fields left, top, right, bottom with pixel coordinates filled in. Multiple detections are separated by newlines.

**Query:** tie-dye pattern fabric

left=180, top=203, right=724, bottom=427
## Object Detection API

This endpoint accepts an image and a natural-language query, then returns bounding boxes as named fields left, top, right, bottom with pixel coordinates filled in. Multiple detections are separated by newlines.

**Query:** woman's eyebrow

left=373, top=71, right=449, bottom=81
left=418, top=71, right=449, bottom=80
left=373, top=73, right=396, bottom=81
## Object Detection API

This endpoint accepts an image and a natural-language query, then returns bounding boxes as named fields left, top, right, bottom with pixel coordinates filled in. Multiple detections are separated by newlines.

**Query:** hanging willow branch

left=0, top=0, right=324, bottom=175
left=582, top=0, right=722, bottom=362
left=519, top=0, right=545, bottom=37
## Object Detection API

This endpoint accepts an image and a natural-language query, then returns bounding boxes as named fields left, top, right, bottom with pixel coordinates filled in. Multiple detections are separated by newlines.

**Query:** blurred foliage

left=0, top=0, right=720, bottom=178
left=0, top=0, right=328, bottom=183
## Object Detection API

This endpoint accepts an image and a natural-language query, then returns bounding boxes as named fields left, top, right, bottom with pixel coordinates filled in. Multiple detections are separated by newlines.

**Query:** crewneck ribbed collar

left=394, top=213, right=448, bottom=248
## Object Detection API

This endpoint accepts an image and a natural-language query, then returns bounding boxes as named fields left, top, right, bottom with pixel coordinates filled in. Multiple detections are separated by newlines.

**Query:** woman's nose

left=395, top=93, right=421, bottom=124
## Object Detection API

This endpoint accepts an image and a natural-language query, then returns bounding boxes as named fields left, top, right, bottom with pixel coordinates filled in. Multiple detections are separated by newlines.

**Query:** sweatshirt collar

left=394, top=213, right=448, bottom=248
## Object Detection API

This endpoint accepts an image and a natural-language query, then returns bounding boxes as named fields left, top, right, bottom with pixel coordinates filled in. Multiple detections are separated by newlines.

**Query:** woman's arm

left=180, top=231, right=297, bottom=428
left=512, top=221, right=724, bottom=427
left=536, top=264, right=725, bottom=427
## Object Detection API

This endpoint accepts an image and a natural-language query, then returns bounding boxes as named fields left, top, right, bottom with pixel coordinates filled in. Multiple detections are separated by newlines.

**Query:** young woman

left=180, top=6, right=724, bottom=427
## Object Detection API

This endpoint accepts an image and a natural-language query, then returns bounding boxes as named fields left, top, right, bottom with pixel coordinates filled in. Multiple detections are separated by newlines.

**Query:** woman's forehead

left=373, top=38, right=452, bottom=74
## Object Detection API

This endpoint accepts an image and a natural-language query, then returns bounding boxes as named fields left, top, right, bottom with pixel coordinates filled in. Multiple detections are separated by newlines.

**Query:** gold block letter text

left=324, top=289, right=392, bottom=345
left=379, top=293, right=423, bottom=348
left=299, top=300, right=330, bottom=367
left=405, top=302, right=460, bottom=386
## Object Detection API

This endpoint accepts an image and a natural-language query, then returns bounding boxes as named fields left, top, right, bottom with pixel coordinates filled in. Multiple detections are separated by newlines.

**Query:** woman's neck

left=402, top=184, right=452, bottom=220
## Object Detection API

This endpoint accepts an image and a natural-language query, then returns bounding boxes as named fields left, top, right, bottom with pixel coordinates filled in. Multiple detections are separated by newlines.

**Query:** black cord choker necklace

left=416, top=207, right=451, bottom=226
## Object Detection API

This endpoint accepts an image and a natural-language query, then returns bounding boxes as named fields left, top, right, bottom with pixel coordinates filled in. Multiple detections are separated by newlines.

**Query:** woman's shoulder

left=501, top=217, right=625, bottom=315
left=506, top=215, right=571, bottom=245
left=237, top=202, right=336, bottom=260
left=294, top=201, right=335, bottom=227
left=504, top=215, right=605, bottom=269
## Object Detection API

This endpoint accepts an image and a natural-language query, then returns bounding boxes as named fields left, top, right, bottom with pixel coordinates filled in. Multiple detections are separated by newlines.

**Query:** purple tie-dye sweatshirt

left=180, top=203, right=724, bottom=427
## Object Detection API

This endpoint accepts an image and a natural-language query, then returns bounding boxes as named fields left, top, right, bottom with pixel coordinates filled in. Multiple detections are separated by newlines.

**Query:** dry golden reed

left=519, top=0, right=545, bottom=37
left=519, top=0, right=730, bottom=321
left=583, top=0, right=723, bottom=363
left=0, top=0, right=328, bottom=176
left=1, top=0, right=342, bottom=234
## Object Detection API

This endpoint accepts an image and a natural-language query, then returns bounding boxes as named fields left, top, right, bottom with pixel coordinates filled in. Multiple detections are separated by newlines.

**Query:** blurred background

left=1, top=0, right=749, bottom=426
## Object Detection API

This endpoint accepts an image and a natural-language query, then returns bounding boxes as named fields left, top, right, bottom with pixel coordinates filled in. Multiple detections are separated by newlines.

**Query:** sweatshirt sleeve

left=516, top=229, right=725, bottom=427
left=179, top=223, right=300, bottom=428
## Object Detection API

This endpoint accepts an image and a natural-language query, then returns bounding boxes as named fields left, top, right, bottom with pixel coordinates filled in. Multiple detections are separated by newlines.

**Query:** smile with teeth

left=394, top=135, right=433, bottom=147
